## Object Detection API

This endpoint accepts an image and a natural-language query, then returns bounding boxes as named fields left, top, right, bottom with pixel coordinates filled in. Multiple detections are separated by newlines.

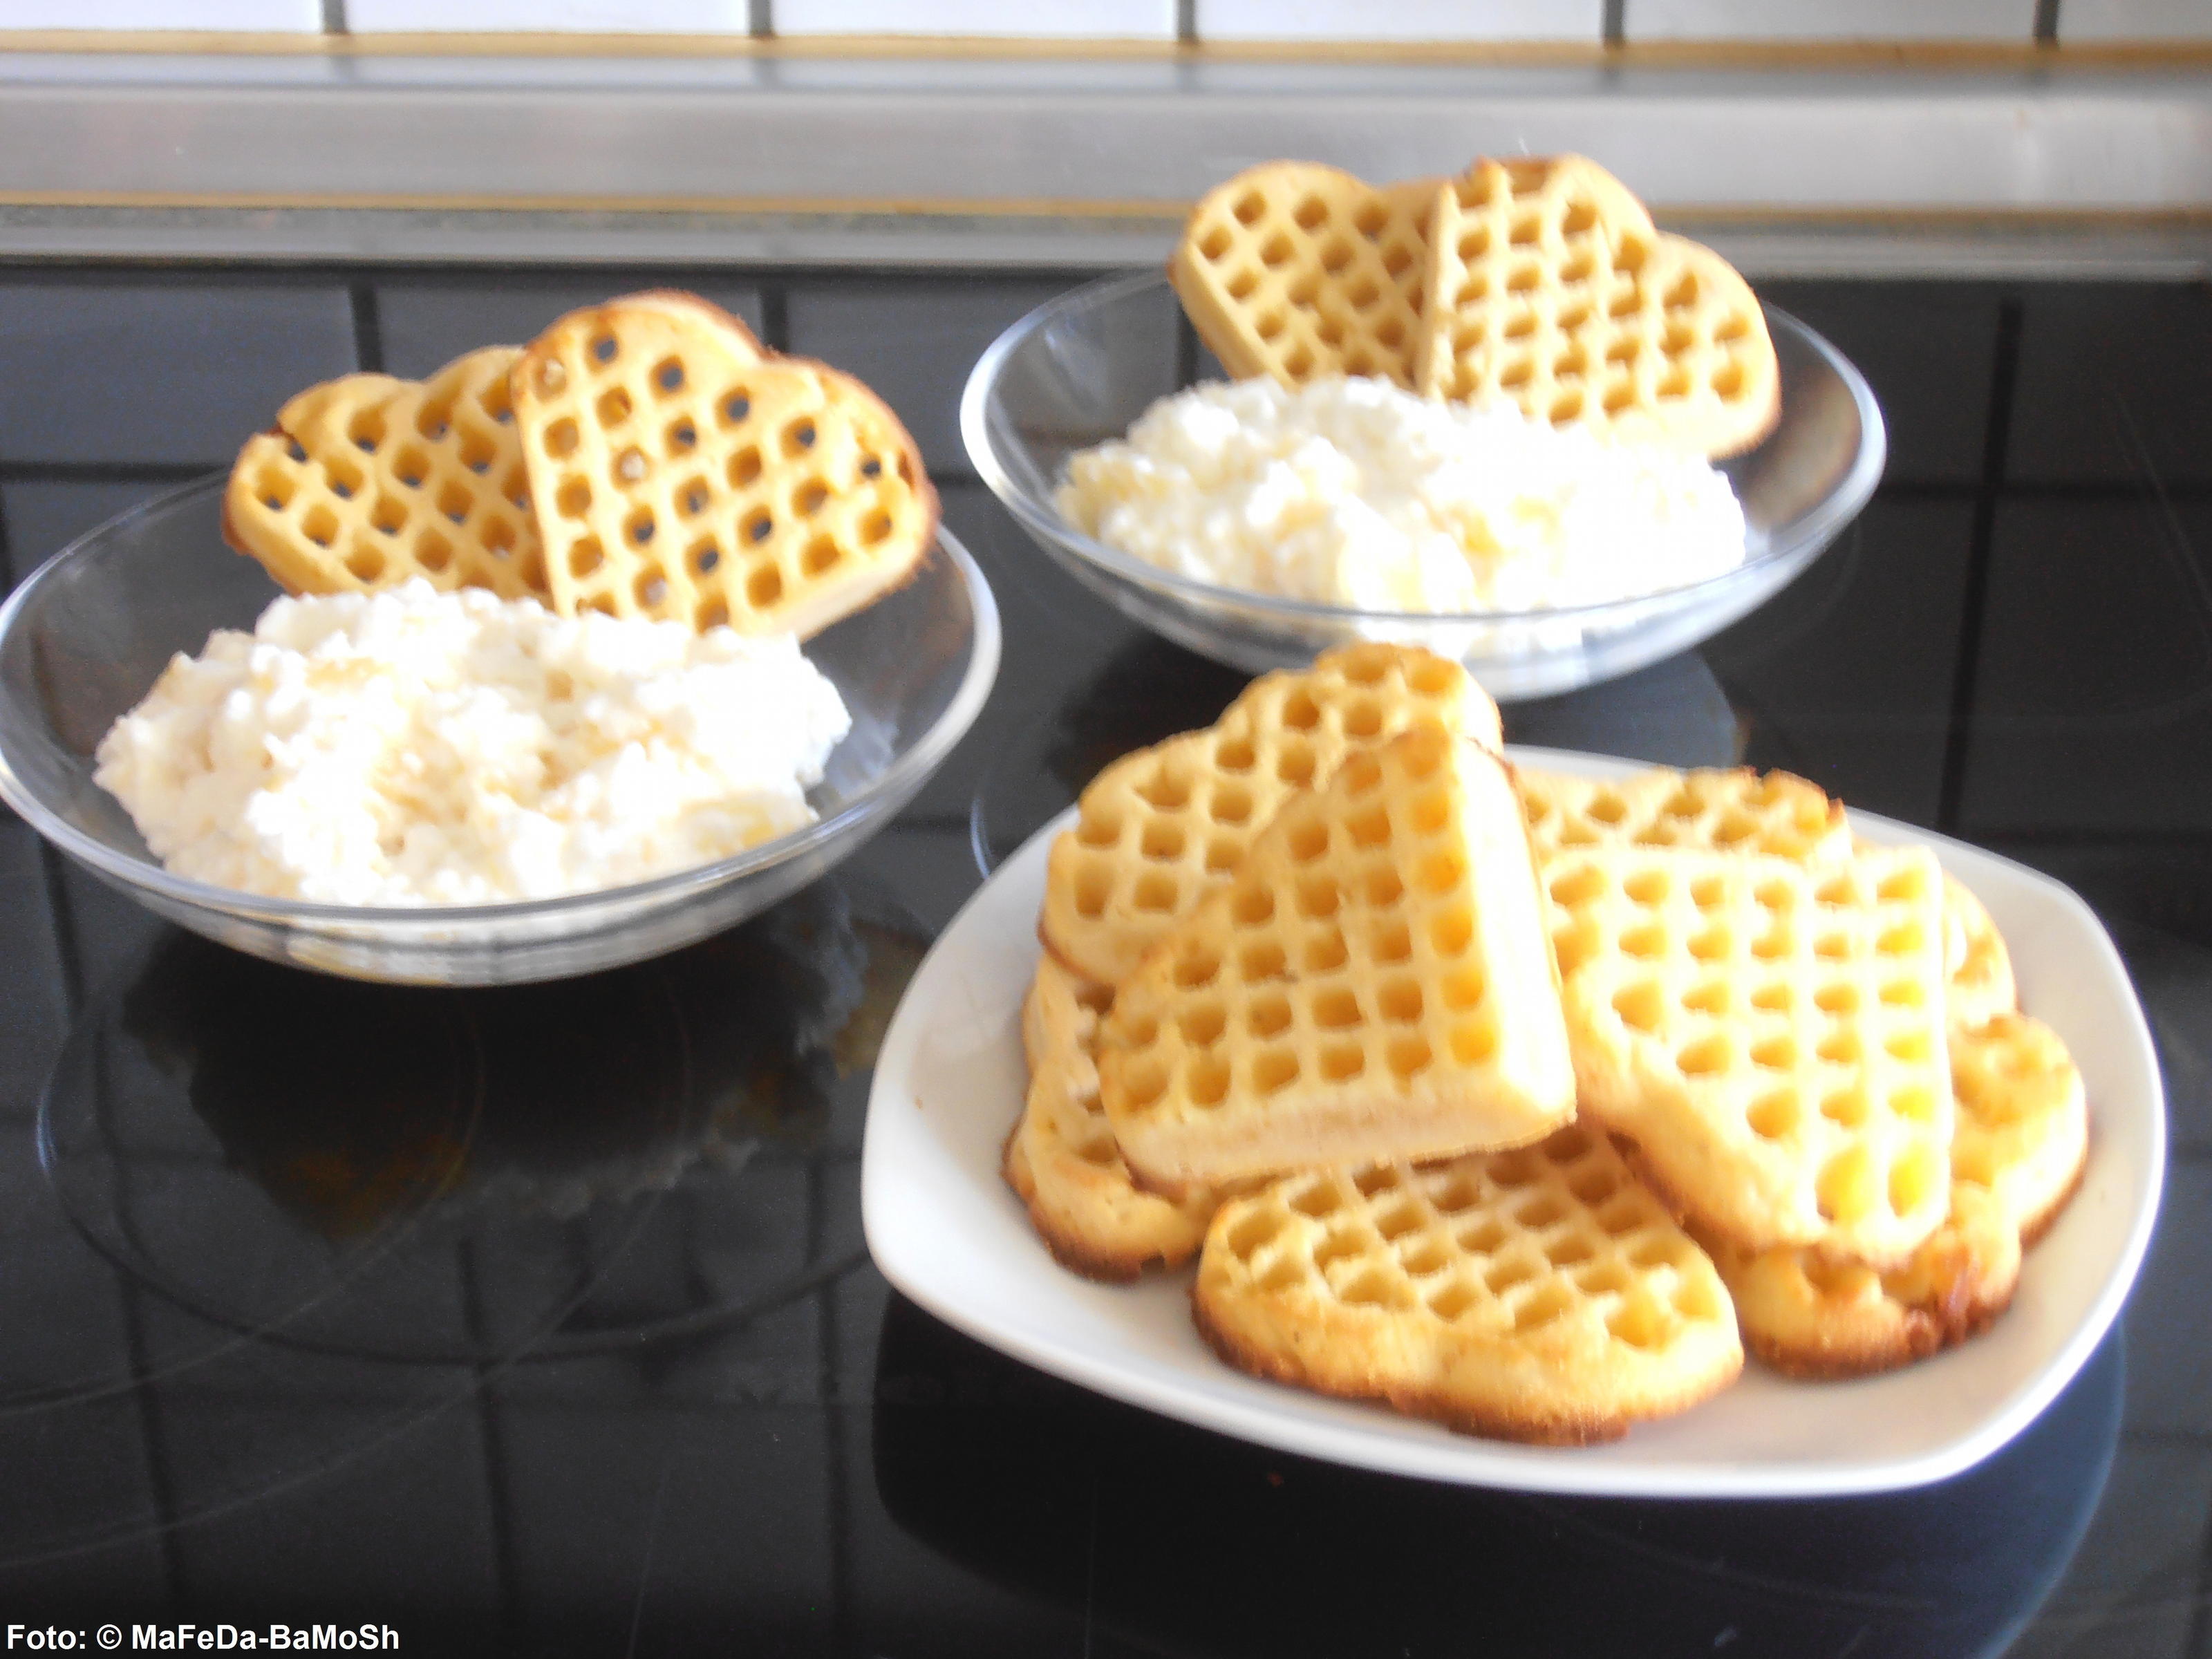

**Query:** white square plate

left=861, top=747, right=2165, bottom=1497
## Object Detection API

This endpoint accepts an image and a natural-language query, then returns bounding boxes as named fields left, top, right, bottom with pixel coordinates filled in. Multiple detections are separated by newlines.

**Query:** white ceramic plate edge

left=862, top=747, right=2166, bottom=1497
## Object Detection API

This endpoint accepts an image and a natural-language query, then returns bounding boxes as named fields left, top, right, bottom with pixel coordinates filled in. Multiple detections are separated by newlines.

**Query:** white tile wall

left=0, top=0, right=321, bottom=25
left=1626, top=0, right=2038, bottom=39
left=773, top=0, right=1174, bottom=35
left=2061, top=0, right=2212, bottom=40
left=1196, top=0, right=1604, bottom=40
left=346, top=0, right=747, bottom=28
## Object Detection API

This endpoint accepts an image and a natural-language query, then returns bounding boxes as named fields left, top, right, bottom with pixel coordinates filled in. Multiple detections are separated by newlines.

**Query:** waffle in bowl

left=1546, top=843, right=1954, bottom=1266
left=1414, top=155, right=1780, bottom=457
left=225, top=347, right=547, bottom=603
left=1192, top=1125, right=1743, bottom=1445
left=1042, top=643, right=1499, bottom=988
left=511, top=291, right=937, bottom=638
left=1097, top=724, right=1574, bottom=1192
left=1002, top=957, right=1225, bottom=1281
left=1170, top=162, right=1438, bottom=391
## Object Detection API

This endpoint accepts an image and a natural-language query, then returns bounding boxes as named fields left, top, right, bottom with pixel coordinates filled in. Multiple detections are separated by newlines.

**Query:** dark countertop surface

left=0, top=261, right=2208, bottom=1657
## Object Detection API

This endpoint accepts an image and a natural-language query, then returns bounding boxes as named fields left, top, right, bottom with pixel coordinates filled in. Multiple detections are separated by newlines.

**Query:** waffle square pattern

left=1098, top=724, right=1574, bottom=1191
left=1414, top=155, right=1779, bottom=458
left=1518, top=765, right=1848, bottom=863
left=1042, top=644, right=1499, bottom=988
left=1169, top=162, right=1438, bottom=391
left=1546, top=844, right=1953, bottom=1266
left=1192, top=1125, right=1743, bottom=1445
left=1656, top=1003, right=2080, bottom=1380
left=512, top=292, right=936, bottom=638
left=224, top=347, right=547, bottom=603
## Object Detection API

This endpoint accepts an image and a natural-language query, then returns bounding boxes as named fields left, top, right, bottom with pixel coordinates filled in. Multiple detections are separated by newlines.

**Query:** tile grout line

left=757, top=283, right=790, bottom=353
left=2185, top=1443, right=2212, bottom=1659
left=455, top=1236, right=527, bottom=1646
left=1934, top=293, right=2023, bottom=836
left=808, top=1145, right=855, bottom=1657
left=348, top=279, right=384, bottom=373
left=1978, top=827, right=2212, bottom=850
left=86, top=1032, right=193, bottom=1609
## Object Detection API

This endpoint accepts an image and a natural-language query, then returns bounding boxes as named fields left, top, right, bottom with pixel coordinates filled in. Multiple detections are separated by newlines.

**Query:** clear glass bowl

left=0, top=476, right=1000, bottom=986
left=961, top=270, right=1885, bottom=702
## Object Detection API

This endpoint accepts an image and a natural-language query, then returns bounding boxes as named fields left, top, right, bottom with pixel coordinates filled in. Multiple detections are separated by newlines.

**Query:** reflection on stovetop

left=871, top=1297, right=2121, bottom=1659
left=41, top=877, right=924, bottom=1369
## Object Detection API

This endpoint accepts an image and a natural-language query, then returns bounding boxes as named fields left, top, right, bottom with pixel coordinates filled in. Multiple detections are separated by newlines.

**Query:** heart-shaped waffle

left=1414, top=155, right=1779, bottom=457
left=1097, top=724, right=1575, bottom=1192
left=512, top=291, right=937, bottom=637
left=1042, top=643, right=1499, bottom=988
left=1544, top=843, right=1953, bottom=1266
left=1170, top=162, right=1438, bottom=390
left=1193, top=1127, right=1742, bottom=1444
left=223, top=346, right=547, bottom=602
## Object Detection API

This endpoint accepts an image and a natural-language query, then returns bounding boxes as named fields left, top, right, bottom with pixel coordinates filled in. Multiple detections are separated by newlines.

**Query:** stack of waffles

left=1006, top=645, right=2087, bottom=1443
left=222, top=291, right=935, bottom=639
left=1169, top=153, right=1778, bottom=457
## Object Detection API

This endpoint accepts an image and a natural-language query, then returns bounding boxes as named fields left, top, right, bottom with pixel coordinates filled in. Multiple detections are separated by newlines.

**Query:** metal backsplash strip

left=0, top=52, right=2208, bottom=272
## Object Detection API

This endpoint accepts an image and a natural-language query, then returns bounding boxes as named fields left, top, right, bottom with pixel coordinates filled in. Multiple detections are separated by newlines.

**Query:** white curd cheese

left=1056, top=376, right=1747, bottom=614
left=94, top=579, right=852, bottom=906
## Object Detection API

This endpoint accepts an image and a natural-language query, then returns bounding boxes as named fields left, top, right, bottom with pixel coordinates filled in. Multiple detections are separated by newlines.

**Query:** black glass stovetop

left=0, top=261, right=2208, bottom=1658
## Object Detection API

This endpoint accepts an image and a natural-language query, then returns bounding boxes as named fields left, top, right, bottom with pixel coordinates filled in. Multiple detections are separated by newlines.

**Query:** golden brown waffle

left=1546, top=844, right=1953, bottom=1265
left=1042, top=644, right=1498, bottom=987
left=1715, top=1011, right=2085, bottom=1379
left=1192, top=1125, right=1742, bottom=1444
left=1415, top=155, right=1779, bottom=458
left=1002, top=959, right=1221, bottom=1281
left=512, top=291, right=937, bottom=637
left=1952, top=1012, right=2089, bottom=1246
left=1942, top=876, right=2018, bottom=1031
left=1713, top=1181, right=2019, bottom=1380
left=224, top=347, right=547, bottom=602
left=1020, top=955, right=1112, bottom=1087
left=1098, top=725, right=1575, bottom=1192
left=1170, top=163, right=1439, bottom=390
left=1518, top=765, right=1848, bottom=863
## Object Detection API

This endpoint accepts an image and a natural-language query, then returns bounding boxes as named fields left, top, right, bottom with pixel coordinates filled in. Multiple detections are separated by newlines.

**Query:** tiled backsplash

left=1624, top=0, right=2041, bottom=41
left=1192, top=1, right=1604, bottom=42
left=15, top=1, right=320, bottom=26
left=1, top=0, right=2207, bottom=39
left=343, top=1, right=750, bottom=28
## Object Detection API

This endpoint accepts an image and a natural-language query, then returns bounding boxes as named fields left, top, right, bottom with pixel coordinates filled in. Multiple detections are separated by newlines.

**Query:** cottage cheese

left=1057, top=377, right=1747, bottom=614
left=94, top=580, right=852, bottom=906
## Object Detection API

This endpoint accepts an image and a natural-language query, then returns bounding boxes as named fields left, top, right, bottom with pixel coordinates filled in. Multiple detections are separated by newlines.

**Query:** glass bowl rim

left=959, top=266, right=1887, bottom=627
left=0, top=471, right=1003, bottom=926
